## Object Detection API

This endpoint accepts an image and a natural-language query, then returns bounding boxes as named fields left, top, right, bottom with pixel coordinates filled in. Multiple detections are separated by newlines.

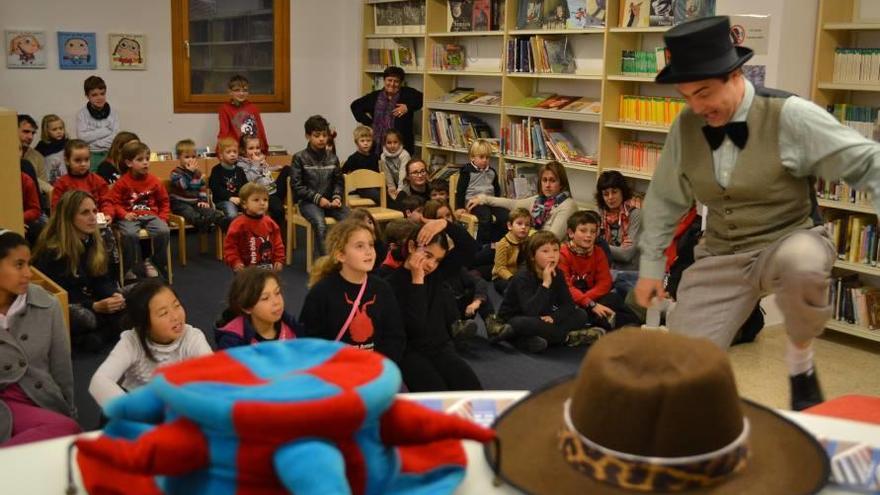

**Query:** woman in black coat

left=350, top=66, right=423, bottom=155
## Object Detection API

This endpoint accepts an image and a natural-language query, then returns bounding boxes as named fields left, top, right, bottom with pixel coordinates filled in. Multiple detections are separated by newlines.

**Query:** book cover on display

left=544, top=37, right=576, bottom=73
left=620, top=0, right=649, bottom=27
left=472, top=0, right=491, bottom=30
left=542, top=0, right=569, bottom=29
left=568, top=0, right=606, bottom=28
left=517, top=0, right=545, bottom=29
left=673, top=0, right=716, bottom=25
left=650, top=0, right=674, bottom=26
left=449, top=1, right=474, bottom=31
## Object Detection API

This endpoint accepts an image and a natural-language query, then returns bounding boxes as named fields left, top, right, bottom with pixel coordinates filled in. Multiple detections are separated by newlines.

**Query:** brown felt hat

left=486, top=329, right=829, bottom=494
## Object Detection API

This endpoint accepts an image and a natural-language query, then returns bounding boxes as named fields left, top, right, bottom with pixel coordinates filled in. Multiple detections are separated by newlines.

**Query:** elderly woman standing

left=350, top=66, right=423, bottom=156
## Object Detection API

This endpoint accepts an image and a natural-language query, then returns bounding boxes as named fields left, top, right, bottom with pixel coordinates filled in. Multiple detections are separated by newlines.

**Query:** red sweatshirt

left=108, top=172, right=170, bottom=221
left=224, top=213, right=285, bottom=269
left=52, top=172, right=113, bottom=216
left=558, top=242, right=613, bottom=308
left=217, top=101, right=268, bottom=153
left=21, top=173, right=41, bottom=223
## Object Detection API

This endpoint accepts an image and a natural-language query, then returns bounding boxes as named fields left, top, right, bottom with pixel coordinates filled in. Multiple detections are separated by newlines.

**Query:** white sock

left=785, top=340, right=814, bottom=377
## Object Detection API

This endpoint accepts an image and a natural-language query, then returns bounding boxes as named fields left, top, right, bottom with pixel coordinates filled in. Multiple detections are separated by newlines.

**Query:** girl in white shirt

left=89, top=279, right=212, bottom=407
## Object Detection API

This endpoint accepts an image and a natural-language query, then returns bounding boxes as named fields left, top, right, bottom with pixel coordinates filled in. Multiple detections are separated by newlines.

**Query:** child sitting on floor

left=88, top=279, right=212, bottom=408
left=214, top=268, right=302, bottom=349
left=492, top=207, right=533, bottom=296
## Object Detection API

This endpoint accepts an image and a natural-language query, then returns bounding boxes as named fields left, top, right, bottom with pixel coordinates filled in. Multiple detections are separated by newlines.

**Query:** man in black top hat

left=635, top=16, right=880, bottom=410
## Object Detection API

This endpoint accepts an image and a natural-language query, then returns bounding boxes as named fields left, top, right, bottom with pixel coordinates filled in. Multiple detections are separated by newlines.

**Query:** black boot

left=790, top=369, right=824, bottom=411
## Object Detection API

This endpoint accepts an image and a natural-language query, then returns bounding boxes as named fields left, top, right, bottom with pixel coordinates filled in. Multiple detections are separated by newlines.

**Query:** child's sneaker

left=143, top=259, right=160, bottom=278
left=565, top=327, right=606, bottom=347
left=451, top=319, right=478, bottom=340
left=485, top=314, right=513, bottom=340
left=516, top=336, right=548, bottom=353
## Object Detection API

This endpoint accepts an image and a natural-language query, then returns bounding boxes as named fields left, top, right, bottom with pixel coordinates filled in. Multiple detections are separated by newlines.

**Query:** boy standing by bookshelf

left=635, top=16, right=880, bottom=411
left=76, top=76, right=119, bottom=170
left=217, top=74, right=268, bottom=154
left=291, top=115, right=349, bottom=255
left=455, top=139, right=507, bottom=245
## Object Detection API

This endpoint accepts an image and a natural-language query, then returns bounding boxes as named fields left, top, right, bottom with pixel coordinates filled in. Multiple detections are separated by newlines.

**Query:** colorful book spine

left=618, top=95, right=685, bottom=126
left=617, top=140, right=663, bottom=173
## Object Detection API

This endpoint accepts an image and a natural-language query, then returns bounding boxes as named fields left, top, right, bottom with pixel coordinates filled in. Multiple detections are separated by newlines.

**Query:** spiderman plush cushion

left=75, top=339, right=494, bottom=495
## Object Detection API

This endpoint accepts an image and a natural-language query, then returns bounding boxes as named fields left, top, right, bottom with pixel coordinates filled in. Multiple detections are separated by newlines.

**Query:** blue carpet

left=71, top=231, right=586, bottom=429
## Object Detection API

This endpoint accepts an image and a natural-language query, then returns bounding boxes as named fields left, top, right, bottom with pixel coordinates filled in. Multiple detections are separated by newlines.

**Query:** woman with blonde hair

left=300, top=219, right=405, bottom=364
left=33, top=190, right=125, bottom=351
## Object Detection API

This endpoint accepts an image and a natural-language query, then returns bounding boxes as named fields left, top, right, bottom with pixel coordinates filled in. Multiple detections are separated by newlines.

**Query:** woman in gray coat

left=0, top=230, right=79, bottom=447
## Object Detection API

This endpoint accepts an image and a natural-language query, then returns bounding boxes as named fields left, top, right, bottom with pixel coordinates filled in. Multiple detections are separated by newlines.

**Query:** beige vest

left=678, top=95, right=814, bottom=255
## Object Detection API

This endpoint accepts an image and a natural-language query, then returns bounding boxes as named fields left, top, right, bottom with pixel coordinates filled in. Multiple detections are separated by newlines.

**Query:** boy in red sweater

left=559, top=210, right=640, bottom=331
left=51, top=140, right=113, bottom=217
left=217, top=74, right=268, bottom=154
left=108, top=141, right=170, bottom=280
left=224, top=183, right=284, bottom=272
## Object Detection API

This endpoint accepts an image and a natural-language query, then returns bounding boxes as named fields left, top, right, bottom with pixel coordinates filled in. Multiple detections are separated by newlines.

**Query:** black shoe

left=516, top=336, right=548, bottom=353
left=790, top=369, right=824, bottom=411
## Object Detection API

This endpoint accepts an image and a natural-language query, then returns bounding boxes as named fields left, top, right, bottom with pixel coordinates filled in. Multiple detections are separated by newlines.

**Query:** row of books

left=618, top=95, right=686, bottom=127
left=427, top=111, right=494, bottom=150
left=514, top=93, right=600, bottom=113
left=432, top=43, right=466, bottom=70
left=506, top=36, right=575, bottom=74
left=620, top=48, right=666, bottom=76
left=516, top=0, right=605, bottom=29
left=617, top=140, right=662, bottom=173
left=816, top=178, right=872, bottom=207
left=827, top=103, right=880, bottom=140
left=449, top=0, right=506, bottom=32
left=437, top=88, right=502, bottom=106
left=829, top=275, right=880, bottom=330
left=832, top=48, right=880, bottom=84
left=501, top=117, right=595, bottom=165
left=373, top=0, right=426, bottom=34
left=366, top=38, right=418, bottom=69
left=619, top=0, right=715, bottom=28
left=825, top=213, right=880, bottom=265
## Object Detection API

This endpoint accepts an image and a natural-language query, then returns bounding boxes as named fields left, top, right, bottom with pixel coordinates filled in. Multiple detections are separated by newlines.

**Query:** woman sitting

left=595, top=171, right=641, bottom=296
left=466, top=161, right=577, bottom=241
left=0, top=230, right=80, bottom=447
left=33, top=190, right=125, bottom=353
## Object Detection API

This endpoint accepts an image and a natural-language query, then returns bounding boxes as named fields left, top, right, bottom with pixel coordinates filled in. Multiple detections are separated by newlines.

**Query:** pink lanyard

left=336, top=279, right=367, bottom=341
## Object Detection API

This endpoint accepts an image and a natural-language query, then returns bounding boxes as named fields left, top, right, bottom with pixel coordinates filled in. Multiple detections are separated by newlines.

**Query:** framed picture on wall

left=108, top=33, right=146, bottom=70
left=57, top=32, right=97, bottom=69
left=6, top=30, right=47, bottom=68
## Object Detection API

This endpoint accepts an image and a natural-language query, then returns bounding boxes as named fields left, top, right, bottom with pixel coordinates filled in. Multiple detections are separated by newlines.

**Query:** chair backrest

left=30, top=267, right=69, bottom=331
left=448, top=172, right=461, bottom=210
left=286, top=176, right=297, bottom=214
left=344, top=169, right=388, bottom=209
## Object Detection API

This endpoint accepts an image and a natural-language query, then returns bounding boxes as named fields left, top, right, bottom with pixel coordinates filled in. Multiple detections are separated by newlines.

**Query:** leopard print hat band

left=559, top=399, right=750, bottom=492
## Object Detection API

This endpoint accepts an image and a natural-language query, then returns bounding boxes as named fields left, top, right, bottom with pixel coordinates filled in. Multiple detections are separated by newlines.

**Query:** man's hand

left=319, top=197, right=331, bottom=208
left=330, top=198, right=342, bottom=208
left=124, top=213, right=137, bottom=222
left=540, top=315, right=554, bottom=324
left=634, top=277, right=667, bottom=308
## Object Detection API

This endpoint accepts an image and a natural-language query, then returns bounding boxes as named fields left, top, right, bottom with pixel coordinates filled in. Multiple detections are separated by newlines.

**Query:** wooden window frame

left=170, top=0, right=291, bottom=113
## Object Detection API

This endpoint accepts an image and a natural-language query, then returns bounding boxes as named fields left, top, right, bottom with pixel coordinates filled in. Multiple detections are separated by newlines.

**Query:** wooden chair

left=162, top=179, right=224, bottom=266
left=114, top=227, right=174, bottom=285
left=30, top=267, right=69, bottom=331
left=447, top=173, right=479, bottom=237
left=343, top=170, right=404, bottom=224
left=284, top=178, right=336, bottom=272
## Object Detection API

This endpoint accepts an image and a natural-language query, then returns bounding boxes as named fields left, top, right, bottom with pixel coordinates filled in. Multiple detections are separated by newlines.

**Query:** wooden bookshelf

left=812, top=0, right=880, bottom=343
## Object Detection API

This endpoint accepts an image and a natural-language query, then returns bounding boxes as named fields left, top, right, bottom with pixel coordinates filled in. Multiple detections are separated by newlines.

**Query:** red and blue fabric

left=75, top=339, right=494, bottom=494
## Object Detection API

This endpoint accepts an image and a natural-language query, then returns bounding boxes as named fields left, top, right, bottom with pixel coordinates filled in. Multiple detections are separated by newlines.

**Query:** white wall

left=0, top=0, right=364, bottom=157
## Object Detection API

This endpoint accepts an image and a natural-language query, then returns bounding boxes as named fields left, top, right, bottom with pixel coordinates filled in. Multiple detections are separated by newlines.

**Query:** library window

left=171, top=0, right=290, bottom=113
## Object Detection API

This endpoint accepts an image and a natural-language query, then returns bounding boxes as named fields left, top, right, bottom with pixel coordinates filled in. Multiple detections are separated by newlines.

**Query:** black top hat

left=655, top=16, right=753, bottom=84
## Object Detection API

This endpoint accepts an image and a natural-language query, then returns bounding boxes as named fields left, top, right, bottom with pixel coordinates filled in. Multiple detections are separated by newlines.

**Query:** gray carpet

left=71, top=231, right=587, bottom=429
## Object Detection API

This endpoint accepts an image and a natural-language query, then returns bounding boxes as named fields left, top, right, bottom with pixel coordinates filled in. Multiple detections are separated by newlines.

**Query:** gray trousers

left=668, top=226, right=835, bottom=348
left=116, top=215, right=170, bottom=274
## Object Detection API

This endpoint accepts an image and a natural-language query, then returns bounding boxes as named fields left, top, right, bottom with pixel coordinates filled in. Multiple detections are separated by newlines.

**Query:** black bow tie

left=702, top=122, right=749, bottom=151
